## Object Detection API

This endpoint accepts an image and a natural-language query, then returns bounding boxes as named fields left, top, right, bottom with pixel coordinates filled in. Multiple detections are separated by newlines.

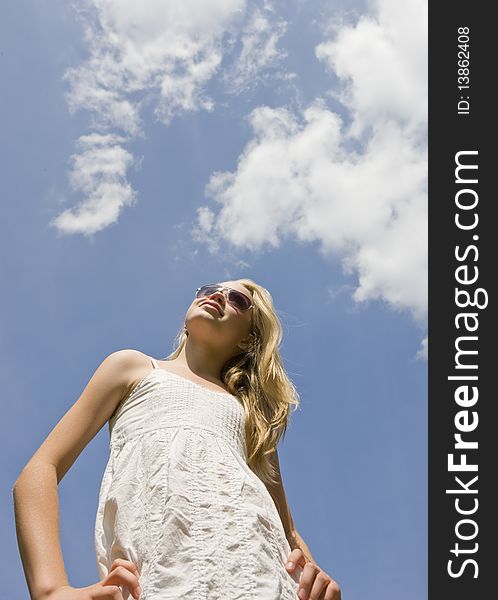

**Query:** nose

left=207, top=290, right=226, bottom=306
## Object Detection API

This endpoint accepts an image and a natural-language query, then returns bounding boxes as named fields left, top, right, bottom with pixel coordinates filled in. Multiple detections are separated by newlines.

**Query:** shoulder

left=16, top=349, right=156, bottom=481
left=104, top=348, right=152, bottom=369
left=99, top=349, right=154, bottom=397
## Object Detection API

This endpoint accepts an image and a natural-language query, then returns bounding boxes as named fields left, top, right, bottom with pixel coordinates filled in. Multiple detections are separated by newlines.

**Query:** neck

left=172, top=337, right=232, bottom=383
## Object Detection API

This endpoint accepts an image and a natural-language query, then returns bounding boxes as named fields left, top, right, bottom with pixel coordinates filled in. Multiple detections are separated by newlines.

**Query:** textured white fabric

left=94, top=356, right=301, bottom=599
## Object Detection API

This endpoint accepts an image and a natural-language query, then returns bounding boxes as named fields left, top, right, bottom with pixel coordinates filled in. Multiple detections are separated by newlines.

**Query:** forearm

left=13, top=463, right=70, bottom=600
left=286, top=528, right=315, bottom=563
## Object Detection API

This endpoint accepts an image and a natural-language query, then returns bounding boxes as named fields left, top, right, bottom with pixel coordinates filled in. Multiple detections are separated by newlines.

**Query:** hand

left=41, top=559, right=142, bottom=600
left=285, top=548, right=341, bottom=600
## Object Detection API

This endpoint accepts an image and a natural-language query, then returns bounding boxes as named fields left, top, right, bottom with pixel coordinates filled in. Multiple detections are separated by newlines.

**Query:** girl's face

left=184, top=280, right=254, bottom=353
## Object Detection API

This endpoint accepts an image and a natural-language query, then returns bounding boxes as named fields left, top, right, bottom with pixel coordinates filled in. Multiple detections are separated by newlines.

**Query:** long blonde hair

left=162, top=278, right=300, bottom=485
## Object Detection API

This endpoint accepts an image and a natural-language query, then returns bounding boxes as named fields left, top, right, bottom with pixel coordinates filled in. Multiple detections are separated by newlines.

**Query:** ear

left=237, top=332, right=254, bottom=352
left=237, top=340, right=249, bottom=352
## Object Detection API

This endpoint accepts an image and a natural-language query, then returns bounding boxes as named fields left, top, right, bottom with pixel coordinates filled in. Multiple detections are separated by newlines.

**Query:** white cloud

left=49, top=134, right=136, bottom=235
left=315, top=0, right=427, bottom=136
left=54, top=0, right=289, bottom=235
left=66, top=0, right=246, bottom=128
left=195, top=0, right=427, bottom=336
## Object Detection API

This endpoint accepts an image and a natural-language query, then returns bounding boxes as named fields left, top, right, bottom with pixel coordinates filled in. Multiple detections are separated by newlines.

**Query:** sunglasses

left=195, top=284, right=254, bottom=312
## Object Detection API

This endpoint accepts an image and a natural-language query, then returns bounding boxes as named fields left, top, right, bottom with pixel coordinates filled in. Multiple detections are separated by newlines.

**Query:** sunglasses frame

left=195, top=284, right=254, bottom=312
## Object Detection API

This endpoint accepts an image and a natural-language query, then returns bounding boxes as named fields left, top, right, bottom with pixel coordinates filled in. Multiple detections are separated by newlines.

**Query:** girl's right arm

left=12, top=349, right=147, bottom=600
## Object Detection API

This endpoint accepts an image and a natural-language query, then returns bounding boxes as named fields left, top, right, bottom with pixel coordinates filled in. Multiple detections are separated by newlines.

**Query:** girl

left=13, top=279, right=341, bottom=600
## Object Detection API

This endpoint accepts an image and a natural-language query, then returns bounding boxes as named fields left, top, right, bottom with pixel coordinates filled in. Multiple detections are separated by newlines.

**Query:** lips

left=200, top=300, right=223, bottom=316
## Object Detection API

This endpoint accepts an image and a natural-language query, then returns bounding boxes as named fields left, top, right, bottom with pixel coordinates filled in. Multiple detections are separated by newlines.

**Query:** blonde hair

left=162, top=278, right=300, bottom=485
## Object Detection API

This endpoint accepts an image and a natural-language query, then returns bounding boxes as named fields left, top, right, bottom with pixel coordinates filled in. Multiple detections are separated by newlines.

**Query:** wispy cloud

left=51, top=0, right=288, bottom=236
left=194, top=0, right=427, bottom=347
left=416, top=336, right=428, bottom=360
left=223, top=1, right=291, bottom=95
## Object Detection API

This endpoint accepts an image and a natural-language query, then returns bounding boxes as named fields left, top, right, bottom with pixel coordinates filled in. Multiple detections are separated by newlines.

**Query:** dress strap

left=148, top=356, right=159, bottom=369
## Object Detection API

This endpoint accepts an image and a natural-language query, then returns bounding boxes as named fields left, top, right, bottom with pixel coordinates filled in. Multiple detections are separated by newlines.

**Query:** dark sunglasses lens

left=197, top=285, right=219, bottom=298
left=196, top=285, right=251, bottom=310
left=229, top=290, right=251, bottom=311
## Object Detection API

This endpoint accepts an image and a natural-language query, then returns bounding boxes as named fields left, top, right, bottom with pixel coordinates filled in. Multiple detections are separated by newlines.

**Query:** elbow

left=12, top=466, right=37, bottom=494
left=12, top=467, right=29, bottom=492
left=12, top=476, right=22, bottom=494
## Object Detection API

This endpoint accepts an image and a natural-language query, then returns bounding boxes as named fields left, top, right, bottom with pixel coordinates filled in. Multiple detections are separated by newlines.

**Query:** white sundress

left=94, top=356, right=301, bottom=599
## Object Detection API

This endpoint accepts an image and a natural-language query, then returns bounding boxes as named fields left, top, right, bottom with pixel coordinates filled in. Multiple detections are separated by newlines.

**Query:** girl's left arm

left=286, top=529, right=315, bottom=562
left=264, top=449, right=315, bottom=561
left=265, top=449, right=342, bottom=599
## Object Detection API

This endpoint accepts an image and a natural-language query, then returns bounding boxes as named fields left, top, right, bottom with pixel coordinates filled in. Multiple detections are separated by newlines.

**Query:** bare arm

left=12, top=349, right=145, bottom=600
left=265, top=451, right=341, bottom=599
left=286, top=529, right=315, bottom=563
left=264, top=448, right=315, bottom=563
left=13, top=462, right=69, bottom=599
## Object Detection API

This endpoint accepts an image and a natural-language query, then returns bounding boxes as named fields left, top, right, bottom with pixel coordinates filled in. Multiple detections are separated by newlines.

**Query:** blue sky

left=2, top=1, right=427, bottom=598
